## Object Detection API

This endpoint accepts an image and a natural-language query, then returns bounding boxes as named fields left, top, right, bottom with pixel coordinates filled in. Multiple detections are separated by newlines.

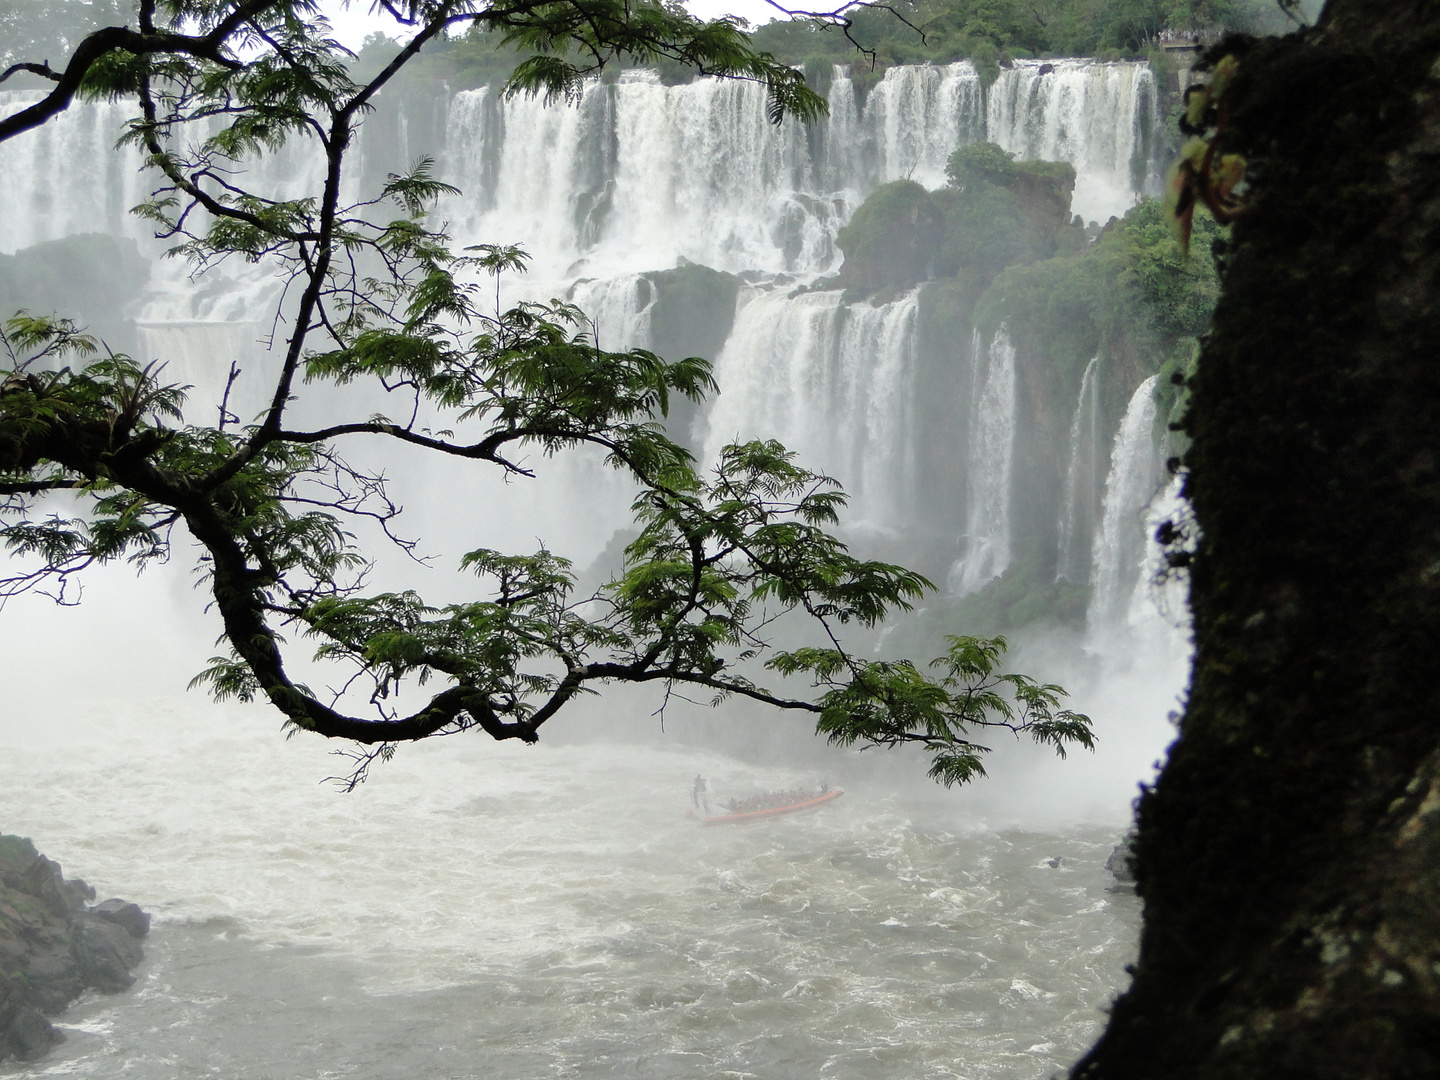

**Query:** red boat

left=701, top=788, right=844, bottom=825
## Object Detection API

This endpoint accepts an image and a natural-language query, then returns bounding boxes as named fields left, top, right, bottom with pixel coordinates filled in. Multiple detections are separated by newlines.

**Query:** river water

left=1, top=691, right=1137, bottom=1080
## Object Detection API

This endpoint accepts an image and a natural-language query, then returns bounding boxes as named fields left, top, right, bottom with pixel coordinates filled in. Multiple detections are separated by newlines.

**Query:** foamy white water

left=1057, top=356, right=1103, bottom=585
left=1088, top=376, right=1162, bottom=635
left=701, top=286, right=920, bottom=530
left=0, top=697, right=1137, bottom=1080
left=952, top=326, right=1018, bottom=594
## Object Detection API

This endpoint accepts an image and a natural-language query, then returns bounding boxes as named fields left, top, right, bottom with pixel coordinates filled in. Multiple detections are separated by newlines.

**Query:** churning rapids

left=1, top=703, right=1137, bottom=1080
left=3, top=55, right=1185, bottom=1078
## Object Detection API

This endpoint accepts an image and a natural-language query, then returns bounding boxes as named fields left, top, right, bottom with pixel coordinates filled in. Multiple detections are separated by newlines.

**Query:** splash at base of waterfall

left=0, top=701, right=1137, bottom=1080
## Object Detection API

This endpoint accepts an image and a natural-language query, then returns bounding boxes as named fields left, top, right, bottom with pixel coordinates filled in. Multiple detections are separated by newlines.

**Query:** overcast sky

left=320, top=1, right=791, bottom=50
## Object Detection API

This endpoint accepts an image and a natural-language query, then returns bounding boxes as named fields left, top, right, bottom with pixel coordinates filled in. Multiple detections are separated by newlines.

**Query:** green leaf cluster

left=778, top=634, right=1093, bottom=786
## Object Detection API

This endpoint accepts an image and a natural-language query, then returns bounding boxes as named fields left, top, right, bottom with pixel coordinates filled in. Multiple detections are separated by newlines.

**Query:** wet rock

left=19, top=857, right=76, bottom=919
left=1106, top=830, right=1138, bottom=894
left=74, top=915, right=142, bottom=992
left=1, top=1001, right=64, bottom=1062
left=23, top=943, right=84, bottom=1012
left=0, top=833, right=149, bottom=1063
left=90, top=898, right=151, bottom=939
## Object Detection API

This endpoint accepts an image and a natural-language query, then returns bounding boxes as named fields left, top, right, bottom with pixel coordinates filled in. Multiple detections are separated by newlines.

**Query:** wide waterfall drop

left=862, top=63, right=985, bottom=189
left=431, top=57, right=1159, bottom=283
left=441, top=72, right=834, bottom=278
left=1, top=46, right=1191, bottom=1080
left=1087, top=375, right=1163, bottom=636
left=701, top=287, right=920, bottom=530
left=950, top=326, right=1017, bottom=594
left=987, top=60, right=1160, bottom=224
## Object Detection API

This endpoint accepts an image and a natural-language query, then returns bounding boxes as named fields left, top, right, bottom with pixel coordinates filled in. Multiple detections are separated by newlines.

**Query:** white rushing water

left=433, top=60, right=1156, bottom=279
left=1057, top=357, right=1103, bottom=585
left=1087, top=376, right=1162, bottom=636
left=0, top=693, right=1137, bottom=1080
left=951, top=327, right=1018, bottom=594
left=987, top=60, right=1159, bottom=226
left=701, top=286, right=920, bottom=531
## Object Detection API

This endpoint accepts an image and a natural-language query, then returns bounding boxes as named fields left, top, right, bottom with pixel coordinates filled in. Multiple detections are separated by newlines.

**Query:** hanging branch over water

left=0, top=0, right=1091, bottom=786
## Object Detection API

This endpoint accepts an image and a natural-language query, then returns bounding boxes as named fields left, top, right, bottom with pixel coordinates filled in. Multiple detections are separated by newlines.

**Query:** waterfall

left=4, top=61, right=1168, bottom=593
left=987, top=59, right=1160, bottom=224
left=431, top=60, right=1159, bottom=281
left=700, top=287, right=920, bottom=531
left=0, top=93, right=148, bottom=250
left=950, top=325, right=1017, bottom=594
left=0, top=90, right=344, bottom=254
left=7, top=60, right=1160, bottom=271
left=1087, top=375, right=1162, bottom=634
left=440, top=86, right=503, bottom=215
left=862, top=63, right=985, bottom=190
left=569, top=274, right=656, bottom=353
left=1056, top=356, right=1102, bottom=584
left=1128, top=472, right=1190, bottom=631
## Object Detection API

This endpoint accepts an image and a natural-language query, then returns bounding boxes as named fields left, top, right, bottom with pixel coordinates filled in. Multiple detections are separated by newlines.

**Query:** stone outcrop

left=0, top=834, right=150, bottom=1062
left=1106, top=831, right=1138, bottom=895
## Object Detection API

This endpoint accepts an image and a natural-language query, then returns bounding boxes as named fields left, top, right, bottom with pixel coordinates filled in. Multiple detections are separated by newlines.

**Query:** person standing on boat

left=692, top=775, right=710, bottom=815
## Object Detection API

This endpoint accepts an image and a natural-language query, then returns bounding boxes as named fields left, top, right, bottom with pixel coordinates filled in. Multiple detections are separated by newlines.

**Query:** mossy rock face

left=836, top=180, right=944, bottom=291
left=643, top=262, right=741, bottom=367
left=838, top=146, right=1084, bottom=296
left=0, top=234, right=149, bottom=317
left=0, top=234, right=150, bottom=354
left=938, top=143, right=1078, bottom=280
left=640, top=262, right=742, bottom=450
left=0, top=837, right=39, bottom=880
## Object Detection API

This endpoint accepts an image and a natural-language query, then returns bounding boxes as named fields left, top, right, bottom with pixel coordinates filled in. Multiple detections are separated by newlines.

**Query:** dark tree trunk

left=1074, top=2, right=1440, bottom=1077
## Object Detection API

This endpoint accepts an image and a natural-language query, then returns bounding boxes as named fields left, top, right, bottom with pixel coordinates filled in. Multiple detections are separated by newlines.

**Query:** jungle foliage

left=0, top=0, right=1093, bottom=786
left=339, top=0, right=1297, bottom=96
left=840, top=144, right=1218, bottom=357
left=748, top=0, right=1293, bottom=85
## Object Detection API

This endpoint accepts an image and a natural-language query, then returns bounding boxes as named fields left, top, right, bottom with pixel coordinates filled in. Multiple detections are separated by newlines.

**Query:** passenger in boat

left=692, top=775, right=710, bottom=814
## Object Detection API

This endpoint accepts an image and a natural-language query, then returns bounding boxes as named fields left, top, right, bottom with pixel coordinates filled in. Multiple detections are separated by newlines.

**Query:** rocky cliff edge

left=0, top=834, right=150, bottom=1062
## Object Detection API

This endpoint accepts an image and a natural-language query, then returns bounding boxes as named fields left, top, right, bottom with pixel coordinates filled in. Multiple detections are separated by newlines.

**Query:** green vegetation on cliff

left=840, top=145, right=1219, bottom=643
left=747, top=0, right=1295, bottom=87
left=841, top=144, right=1217, bottom=383
left=977, top=197, right=1219, bottom=373
left=838, top=143, right=1083, bottom=292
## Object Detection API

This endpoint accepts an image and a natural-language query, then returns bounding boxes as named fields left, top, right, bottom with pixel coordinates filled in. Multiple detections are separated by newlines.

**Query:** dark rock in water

left=6, top=1005, right=64, bottom=1060
left=91, top=898, right=151, bottom=939
left=0, top=833, right=150, bottom=1062
left=73, top=915, right=143, bottom=992
left=1106, top=830, right=1138, bottom=894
